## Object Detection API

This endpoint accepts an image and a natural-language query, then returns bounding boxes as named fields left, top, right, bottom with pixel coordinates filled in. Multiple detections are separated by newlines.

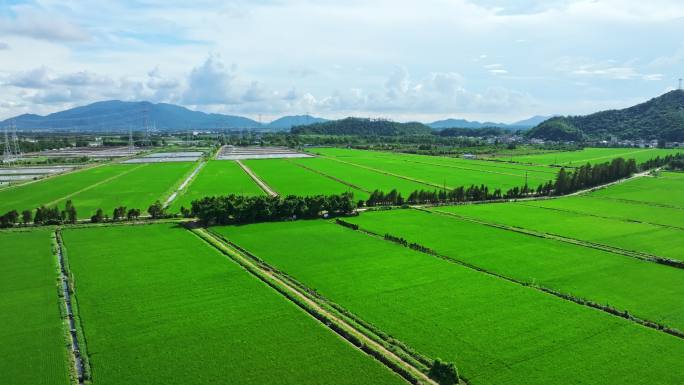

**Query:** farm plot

left=310, top=148, right=548, bottom=190
left=0, top=230, right=69, bottom=385
left=390, top=152, right=558, bottom=179
left=61, top=224, right=406, bottom=385
left=289, top=157, right=431, bottom=195
left=436, top=201, right=684, bottom=262
left=589, top=172, right=684, bottom=209
left=0, top=164, right=128, bottom=215
left=344, top=209, right=684, bottom=331
left=215, top=220, right=684, bottom=385
left=244, top=158, right=368, bottom=198
left=528, top=195, right=684, bottom=228
left=52, top=162, right=196, bottom=218
left=169, top=160, right=264, bottom=212
left=492, top=147, right=682, bottom=166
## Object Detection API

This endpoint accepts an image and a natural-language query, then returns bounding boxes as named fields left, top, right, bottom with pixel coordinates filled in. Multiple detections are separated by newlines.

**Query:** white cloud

left=182, top=55, right=239, bottom=105
left=0, top=7, right=89, bottom=42
left=554, top=57, right=668, bottom=81
left=1, top=0, right=684, bottom=121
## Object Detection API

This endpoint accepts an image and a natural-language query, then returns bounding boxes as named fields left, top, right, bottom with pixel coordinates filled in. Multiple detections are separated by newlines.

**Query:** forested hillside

left=291, top=117, right=433, bottom=136
left=527, top=90, right=684, bottom=141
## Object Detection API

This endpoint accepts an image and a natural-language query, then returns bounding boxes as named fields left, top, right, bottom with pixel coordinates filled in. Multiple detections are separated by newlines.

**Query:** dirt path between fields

left=163, top=160, right=206, bottom=208
left=235, top=160, right=278, bottom=197
left=194, top=228, right=440, bottom=385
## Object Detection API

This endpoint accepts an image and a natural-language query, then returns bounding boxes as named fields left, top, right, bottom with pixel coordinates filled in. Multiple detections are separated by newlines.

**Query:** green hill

left=291, top=117, right=433, bottom=136
left=527, top=90, right=684, bottom=141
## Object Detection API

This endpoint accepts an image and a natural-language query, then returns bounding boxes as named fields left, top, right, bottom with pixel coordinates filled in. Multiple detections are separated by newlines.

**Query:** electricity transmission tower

left=11, top=120, right=21, bottom=159
left=128, top=126, right=134, bottom=153
left=3, top=125, right=14, bottom=164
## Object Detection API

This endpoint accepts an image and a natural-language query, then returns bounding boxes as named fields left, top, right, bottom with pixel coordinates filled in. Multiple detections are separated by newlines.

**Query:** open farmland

left=214, top=220, right=684, bottom=385
left=289, top=157, right=431, bottom=195
left=169, top=160, right=264, bottom=212
left=492, top=147, right=682, bottom=166
left=0, top=162, right=195, bottom=218
left=55, top=162, right=196, bottom=218
left=0, top=230, right=69, bottom=385
left=244, top=158, right=368, bottom=198
left=61, top=224, right=406, bottom=385
left=309, top=148, right=555, bottom=190
left=0, top=164, right=127, bottom=215
left=344, top=209, right=684, bottom=331
left=435, top=198, right=684, bottom=262
left=589, top=171, right=684, bottom=209
left=527, top=194, right=684, bottom=228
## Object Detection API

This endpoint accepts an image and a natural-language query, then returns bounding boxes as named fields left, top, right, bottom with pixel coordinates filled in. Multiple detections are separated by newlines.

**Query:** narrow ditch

left=54, top=229, right=87, bottom=384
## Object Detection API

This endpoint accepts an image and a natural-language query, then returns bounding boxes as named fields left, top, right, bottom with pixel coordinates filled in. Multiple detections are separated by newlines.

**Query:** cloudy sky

left=1, top=0, right=683, bottom=123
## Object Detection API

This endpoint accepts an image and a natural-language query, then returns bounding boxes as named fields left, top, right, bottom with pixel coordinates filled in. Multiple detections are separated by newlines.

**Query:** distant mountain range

left=527, top=90, right=684, bottom=141
left=427, top=115, right=551, bottom=130
left=1, top=101, right=328, bottom=131
left=1, top=100, right=547, bottom=132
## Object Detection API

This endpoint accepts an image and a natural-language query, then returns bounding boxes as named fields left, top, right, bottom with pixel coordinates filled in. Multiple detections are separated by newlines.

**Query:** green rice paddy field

left=289, top=157, right=432, bottom=195
left=429, top=160, right=684, bottom=248
left=215, top=220, right=684, bottom=385
left=589, top=171, right=684, bottom=208
left=169, top=160, right=264, bottom=212
left=435, top=190, right=684, bottom=262
left=0, top=230, right=69, bottom=385
left=310, top=148, right=556, bottom=189
left=61, top=224, right=404, bottom=385
left=528, top=195, right=684, bottom=228
left=244, top=158, right=368, bottom=198
left=493, top=147, right=682, bottom=166
left=0, top=162, right=196, bottom=218
left=344, top=209, right=684, bottom=331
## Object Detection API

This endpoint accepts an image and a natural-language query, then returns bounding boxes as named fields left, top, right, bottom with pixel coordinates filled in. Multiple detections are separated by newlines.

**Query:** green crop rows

left=215, top=220, right=684, bottom=385
left=309, top=148, right=556, bottom=190
left=0, top=162, right=196, bottom=218
left=289, top=157, right=432, bottom=195
left=61, top=224, right=404, bottom=385
left=244, top=158, right=368, bottom=198
left=0, top=230, right=69, bottom=385
left=436, top=196, right=684, bottom=262
left=528, top=195, right=684, bottom=228
left=493, top=147, right=682, bottom=166
left=345, top=208, right=684, bottom=331
left=170, top=160, right=264, bottom=212
left=589, top=171, right=684, bottom=208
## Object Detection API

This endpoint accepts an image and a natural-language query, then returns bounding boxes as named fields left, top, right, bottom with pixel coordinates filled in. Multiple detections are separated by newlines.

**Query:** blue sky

left=0, top=0, right=683, bottom=123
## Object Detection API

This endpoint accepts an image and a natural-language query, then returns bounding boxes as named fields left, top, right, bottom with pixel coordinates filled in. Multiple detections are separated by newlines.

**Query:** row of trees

left=1, top=200, right=78, bottom=228
left=643, top=153, right=684, bottom=170
left=0, top=200, right=165, bottom=228
left=555, top=157, right=637, bottom=194
left=189, top=193, right=356, bottom=226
